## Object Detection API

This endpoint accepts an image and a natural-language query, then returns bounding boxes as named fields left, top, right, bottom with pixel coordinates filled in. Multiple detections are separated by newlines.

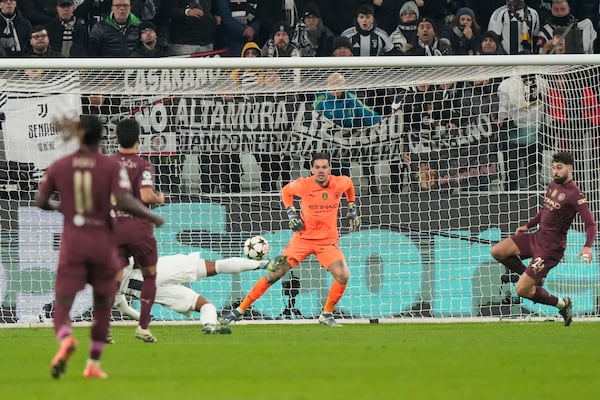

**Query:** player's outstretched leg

left=199, top=302, right=233, bottom=333
left=559, top=297, right=573, bottom=326
left=50, top=335, right=78, bottom=379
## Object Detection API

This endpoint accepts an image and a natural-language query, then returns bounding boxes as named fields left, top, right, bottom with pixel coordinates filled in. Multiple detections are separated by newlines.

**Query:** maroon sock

left=53, top=302, right=72, bottom=340
left=531, top=286, right=559, bottom=307
left=139, top=274, right=157, bottom=329
left=502, top=256, right=526, bottom=274
left=90, top=302, right=111, bottom=360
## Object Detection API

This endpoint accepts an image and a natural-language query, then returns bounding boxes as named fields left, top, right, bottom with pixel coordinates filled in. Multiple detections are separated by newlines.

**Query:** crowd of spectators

left=3, top=0, right=600, bottom=195
left=1, top=0, right=599, bottom=58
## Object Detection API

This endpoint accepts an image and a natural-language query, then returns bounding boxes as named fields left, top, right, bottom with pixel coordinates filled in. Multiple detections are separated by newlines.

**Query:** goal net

left=1, top=56, right=599, bottom=324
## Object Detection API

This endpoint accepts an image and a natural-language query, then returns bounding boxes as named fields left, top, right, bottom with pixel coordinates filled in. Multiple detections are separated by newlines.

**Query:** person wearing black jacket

left=46, top=0, right=89, bottom=57
left=0, top=0, right=31, bottom=57
left=129, top=20, right=170, bottom=56
left=88, top=0, right=141, bottom=57
left=292, top=3, right=335, bottom=57
left=165, top=0, right=216, bottom=56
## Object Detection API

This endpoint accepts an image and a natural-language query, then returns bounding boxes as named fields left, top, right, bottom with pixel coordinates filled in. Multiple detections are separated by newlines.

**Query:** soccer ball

left=243, top=235, right=269, bottom=260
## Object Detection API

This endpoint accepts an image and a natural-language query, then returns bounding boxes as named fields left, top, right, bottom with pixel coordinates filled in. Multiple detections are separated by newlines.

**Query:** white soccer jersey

left=488, top=6, right=540, bottom=54
left=340, top=26, right=394, bottom=56
left=120, top=253, right=206, bottom=315
left=536, top=18, right=597, bottom=54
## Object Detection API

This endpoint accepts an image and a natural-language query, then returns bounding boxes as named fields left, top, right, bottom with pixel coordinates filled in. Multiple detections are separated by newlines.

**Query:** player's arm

left=525, top=209, right=542, bottom=230
left=344, top=177, right=360, bottom=232
left=140, top=166, right=165, bottom=205
left=35, top=171, right=60, bottom=210
left=115, top=191, right=164, bottom=227
left=113, top=165, right=164, bottom=226
left=515, top=211, right=540, bottom=234
left=140, top=187, right=165, bottom=205
left=282, top=180, right=304, bottom=231
left=577, top=201, right=598, bottom=263
left=514, top=224, right=529, bottom=235
left=113, top=293, right=140, bottom=320
left=36, top=191, right=60, bottom=211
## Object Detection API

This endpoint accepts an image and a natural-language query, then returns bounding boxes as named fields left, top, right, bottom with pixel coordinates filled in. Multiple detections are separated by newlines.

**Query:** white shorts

left=154, top=253, right=207, bottom=314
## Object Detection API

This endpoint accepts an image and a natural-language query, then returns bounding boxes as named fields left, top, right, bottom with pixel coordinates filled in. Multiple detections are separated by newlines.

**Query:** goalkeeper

left=114, top=253, right=268, bottom=335
left=221, top=152, right=360, bottom=327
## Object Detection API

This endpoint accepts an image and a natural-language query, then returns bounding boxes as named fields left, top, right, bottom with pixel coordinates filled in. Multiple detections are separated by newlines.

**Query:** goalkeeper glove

left=286, top=206, right=304, bottom=232
left=346, top=202, right=360, bottom=232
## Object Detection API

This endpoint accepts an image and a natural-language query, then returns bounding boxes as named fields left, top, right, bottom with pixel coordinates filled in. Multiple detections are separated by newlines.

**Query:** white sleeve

left=114, top=293, right=140, bottom=320
left=487, top=8, right=504, bottom=36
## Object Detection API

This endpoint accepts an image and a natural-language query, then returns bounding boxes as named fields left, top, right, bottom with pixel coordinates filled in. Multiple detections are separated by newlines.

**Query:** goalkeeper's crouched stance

left=113, top=253, right=268, bottom=336
left=221, top=152, right=360, bottom=327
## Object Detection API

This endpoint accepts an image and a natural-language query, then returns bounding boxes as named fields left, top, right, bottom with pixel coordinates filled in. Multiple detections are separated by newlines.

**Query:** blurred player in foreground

left=114, top=253, right=268, bottom=334
left=221, top=152, right=360, bottom=327
left=36, top=115, right=164, bottom=379
left=491, top=152, right=597, bottom=326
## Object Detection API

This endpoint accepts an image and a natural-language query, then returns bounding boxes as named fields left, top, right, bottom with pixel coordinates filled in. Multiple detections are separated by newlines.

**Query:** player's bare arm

left=114, top=191, right=164, bottom=227
left=140, top=187, right=166, bottom=204
left=514, top=224, right=529, bottom=235
left=35, top=191, right=58, bottom=211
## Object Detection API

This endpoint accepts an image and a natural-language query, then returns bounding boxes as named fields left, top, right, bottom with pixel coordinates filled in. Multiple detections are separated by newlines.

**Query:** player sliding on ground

left=491, top=152, right=597, bottom=326
left=114, top=253, right=268, bottom=334
left=221, top=151, right=360, bottom=327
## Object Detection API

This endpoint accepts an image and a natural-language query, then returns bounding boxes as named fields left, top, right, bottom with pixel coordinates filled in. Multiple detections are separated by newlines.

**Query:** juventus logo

left=37, top=103, right=48, bottom=118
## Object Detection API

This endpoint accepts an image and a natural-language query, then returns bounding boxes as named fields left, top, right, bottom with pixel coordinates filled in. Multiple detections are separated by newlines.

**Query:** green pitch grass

left=1, top=322, right=599, bottom=400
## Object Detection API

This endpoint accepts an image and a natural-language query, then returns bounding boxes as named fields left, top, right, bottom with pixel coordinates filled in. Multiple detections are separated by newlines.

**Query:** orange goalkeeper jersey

left=282, top=175, right=356, bottom=242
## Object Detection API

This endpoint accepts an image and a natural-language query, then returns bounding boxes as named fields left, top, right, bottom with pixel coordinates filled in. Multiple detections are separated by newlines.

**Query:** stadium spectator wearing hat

left=404, top=16, right=452, bottom=56
left=330, top=35, right=352, bottom=56
left=46, top=0, right=89, bottom=57
left=292, top=2, right=335, bottom=56
left=440, top=6, right=482, bottom=55
left=390, top=0, right=420, bottom=53
left=476, top=30, right=506, bottom=54
left=262, top=20, right=300, bottom=57
left=130, top=20, right=172, bottom=57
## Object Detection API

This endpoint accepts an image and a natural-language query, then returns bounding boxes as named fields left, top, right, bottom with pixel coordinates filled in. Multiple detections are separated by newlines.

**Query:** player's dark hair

left=80, top=115, right=103, bottom=146
left=311, top=151, right=331, bottom=166
left=116, top=118, right=140, bottom=149
left=552, top=152, right=574, bottom=166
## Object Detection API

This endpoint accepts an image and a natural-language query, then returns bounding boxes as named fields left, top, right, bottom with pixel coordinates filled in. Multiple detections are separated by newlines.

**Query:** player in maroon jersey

left=491, top=152, right=597, bottom=326
left=111, top=118, right=165, bottom=343
left=37, top=115, right=164, bottom=379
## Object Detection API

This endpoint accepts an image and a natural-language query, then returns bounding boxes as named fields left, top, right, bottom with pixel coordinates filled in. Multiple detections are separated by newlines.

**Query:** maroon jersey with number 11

left=37, top=149, right=132, bottom=294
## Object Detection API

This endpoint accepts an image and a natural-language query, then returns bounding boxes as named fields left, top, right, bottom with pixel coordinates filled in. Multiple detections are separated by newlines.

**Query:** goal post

left=1, top=55, right=599, bottom=324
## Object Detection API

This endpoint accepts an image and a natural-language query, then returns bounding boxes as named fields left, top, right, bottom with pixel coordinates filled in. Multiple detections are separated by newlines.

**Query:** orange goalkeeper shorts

left=282, top=236, right=346, bottom=269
